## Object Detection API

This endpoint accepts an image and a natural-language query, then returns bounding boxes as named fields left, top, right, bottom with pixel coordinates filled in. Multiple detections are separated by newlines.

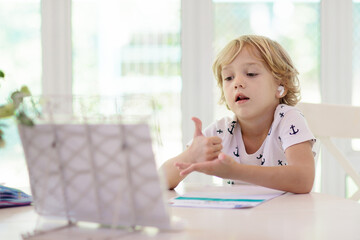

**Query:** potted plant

left=0, top=69, right=33, bottom=148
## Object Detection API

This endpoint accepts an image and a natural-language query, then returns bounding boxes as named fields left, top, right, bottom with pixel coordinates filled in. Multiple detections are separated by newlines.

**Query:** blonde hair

left=213, top=35, right=300, bottom=107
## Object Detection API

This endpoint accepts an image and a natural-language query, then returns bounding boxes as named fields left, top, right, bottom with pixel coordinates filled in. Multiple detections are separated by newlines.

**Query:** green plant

left=0, top=70, right=33, bottom=148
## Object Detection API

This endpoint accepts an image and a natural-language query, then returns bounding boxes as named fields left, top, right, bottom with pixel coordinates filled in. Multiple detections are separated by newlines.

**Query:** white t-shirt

left=194, top=104, right=316, bottom=183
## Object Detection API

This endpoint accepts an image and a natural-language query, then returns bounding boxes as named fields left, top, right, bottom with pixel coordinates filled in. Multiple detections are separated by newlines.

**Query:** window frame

left=41, top=0, right=72, bottom=97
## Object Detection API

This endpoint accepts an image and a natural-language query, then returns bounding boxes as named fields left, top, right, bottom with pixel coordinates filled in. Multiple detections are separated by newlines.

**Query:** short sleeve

left=279, top=109, right=316, bottom=151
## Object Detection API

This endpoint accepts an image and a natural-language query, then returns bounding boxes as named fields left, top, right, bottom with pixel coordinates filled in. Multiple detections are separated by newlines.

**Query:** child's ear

left=276, top=85, right=287, bottom=98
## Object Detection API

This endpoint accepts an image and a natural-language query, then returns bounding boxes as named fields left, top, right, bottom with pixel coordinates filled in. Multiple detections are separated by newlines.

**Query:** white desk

left=1, top=186, right=360, bottom=240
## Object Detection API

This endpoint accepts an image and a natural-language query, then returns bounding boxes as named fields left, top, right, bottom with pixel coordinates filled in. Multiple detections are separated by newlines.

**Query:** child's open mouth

left=235, top=94, right=250, bottom=103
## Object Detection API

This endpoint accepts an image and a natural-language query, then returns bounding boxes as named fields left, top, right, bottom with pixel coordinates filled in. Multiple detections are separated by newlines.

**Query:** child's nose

left=234, top=76, right=246, bottom=89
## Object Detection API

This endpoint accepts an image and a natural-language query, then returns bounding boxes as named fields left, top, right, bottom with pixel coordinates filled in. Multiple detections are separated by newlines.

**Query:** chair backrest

left=297, top=102, right=360, bottom=138
left=296, top=102, right=360, bottom=201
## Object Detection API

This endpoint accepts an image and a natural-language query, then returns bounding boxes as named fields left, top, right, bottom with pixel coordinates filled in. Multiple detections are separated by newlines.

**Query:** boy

left=160, top=35, right=316, bottom=193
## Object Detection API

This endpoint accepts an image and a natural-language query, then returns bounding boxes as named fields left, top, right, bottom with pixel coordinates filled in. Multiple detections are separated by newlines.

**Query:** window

left=0, top=0, right=41, bottom=188
left=353, top=0, right=360, bottom=107
left=72, top=0, right=182, bottom=165
left=347, top=0, right=360, bottom=198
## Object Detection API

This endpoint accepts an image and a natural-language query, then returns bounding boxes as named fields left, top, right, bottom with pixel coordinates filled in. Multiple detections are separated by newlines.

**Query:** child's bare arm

left=159, top=150, right=190, bottom=190
left=176, top=141, right=315, bottom=193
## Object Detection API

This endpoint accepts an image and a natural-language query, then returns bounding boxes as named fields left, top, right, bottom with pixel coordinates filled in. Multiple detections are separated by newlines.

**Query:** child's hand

left=175, top=153, right=237, bottom=178
left=187, top=117, right=222, bottom=163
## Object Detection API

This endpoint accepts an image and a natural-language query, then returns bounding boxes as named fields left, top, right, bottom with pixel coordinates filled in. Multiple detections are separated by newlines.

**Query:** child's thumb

left=192, top=117, right=203, bottom=137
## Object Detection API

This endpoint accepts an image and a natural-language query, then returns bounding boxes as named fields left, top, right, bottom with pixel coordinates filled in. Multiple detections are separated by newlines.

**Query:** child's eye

left=247, top=73, right=258, bottom=77
left=223, top=76, right=234, bottom=81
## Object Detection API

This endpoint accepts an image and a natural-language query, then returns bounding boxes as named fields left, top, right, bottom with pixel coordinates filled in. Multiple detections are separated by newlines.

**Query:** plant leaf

left=20, top=86, right=31, bottom=96
left=10, top=91, right=23, bottom=109
left=17, top=112, right=34, bottom=126
left=0, top=104, right=15, bottom=118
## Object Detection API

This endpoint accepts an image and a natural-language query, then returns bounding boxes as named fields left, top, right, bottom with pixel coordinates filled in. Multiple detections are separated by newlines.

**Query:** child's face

left=221, top=45, right=281, bottom=122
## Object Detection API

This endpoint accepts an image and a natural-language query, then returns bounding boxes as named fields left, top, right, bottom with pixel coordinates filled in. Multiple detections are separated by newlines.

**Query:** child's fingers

left=218, top=152, right=226, bottom=160
left=192, top=117, right=203, bottom=137
left=179, top=164, right=197, bottom=176
left=174, top=162, right=191, bottom=170
left=218, top=152, right=233, bottom=164
left=209, top=136, right=222, bottom=144
left=180, top=161, right=214, bottom=176
left=212, top=143, right=223, bottom=152
left=207, top=151, right=221, bottom=161
left=178, top=161, right=206, bottom=176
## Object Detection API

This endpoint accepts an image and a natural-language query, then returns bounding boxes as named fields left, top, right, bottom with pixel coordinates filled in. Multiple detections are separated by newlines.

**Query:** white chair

left=297, top=102, right=360, bottom=201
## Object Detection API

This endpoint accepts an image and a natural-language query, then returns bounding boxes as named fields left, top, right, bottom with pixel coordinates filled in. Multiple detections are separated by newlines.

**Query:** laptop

left=18, top=122, right=183, bottom=231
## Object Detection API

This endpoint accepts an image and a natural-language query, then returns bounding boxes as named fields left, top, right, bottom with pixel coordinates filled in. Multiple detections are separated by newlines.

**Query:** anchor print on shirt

left=279, top=112, right=285, bottom=118
left=216, top=129, right=223, bottom=134
left=228, top=121, right=236, bottom=135
left=261, top=158, right=265, bottom=165
left=289, top=124, right=299, bottom=135
left=233, top=146, right=239, bottom=157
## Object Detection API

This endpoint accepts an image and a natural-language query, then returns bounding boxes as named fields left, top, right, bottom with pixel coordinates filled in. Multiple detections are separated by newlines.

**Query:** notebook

left=18, top=123, right=182, bottom=230
left=170, top=184, right=285, bottom=209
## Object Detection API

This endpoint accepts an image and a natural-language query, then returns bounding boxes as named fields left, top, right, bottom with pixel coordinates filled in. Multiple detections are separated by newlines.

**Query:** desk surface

left=1, top=186, right=360, bottom=240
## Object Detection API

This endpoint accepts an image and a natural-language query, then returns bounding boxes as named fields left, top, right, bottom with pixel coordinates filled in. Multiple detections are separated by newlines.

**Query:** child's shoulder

left=274, top=104, right=303, bottom=119
left=272, top=104, right=306, bottom=129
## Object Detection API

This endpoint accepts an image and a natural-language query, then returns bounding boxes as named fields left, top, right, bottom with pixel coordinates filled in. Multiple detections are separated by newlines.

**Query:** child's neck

left=239, top=116, right=273, bottom=155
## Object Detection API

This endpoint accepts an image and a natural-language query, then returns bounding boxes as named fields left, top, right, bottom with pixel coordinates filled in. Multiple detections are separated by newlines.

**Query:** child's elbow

left=293, top=179, right=314, bottom=194
left=293, top=165, right=315, bottom=194
left=296, top=185, right=312, bottom=194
